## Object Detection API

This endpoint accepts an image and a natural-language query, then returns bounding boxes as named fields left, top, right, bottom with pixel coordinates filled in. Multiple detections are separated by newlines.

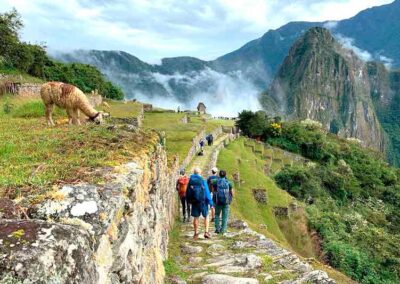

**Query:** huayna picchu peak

left=263, top=27, right=386, bottom=152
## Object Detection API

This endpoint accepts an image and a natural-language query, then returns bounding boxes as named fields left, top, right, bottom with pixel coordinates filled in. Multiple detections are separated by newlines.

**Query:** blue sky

left=0, top=0, right=394, bottom=63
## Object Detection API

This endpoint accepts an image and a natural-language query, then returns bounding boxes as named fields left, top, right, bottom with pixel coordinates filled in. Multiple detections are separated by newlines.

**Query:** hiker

left=208, top=134, right=214, bottom=146
left=213, top=170, right=234, bottom=234
left=207, top=167, right=219, bottom=222
left=176, top=169, right=190, bottom=222
left=186, top=167, right=213, bottom=239
left=198, top=139, right=205, bottom=156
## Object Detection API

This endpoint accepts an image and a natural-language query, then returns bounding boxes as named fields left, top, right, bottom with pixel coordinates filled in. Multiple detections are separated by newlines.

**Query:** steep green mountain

left=368, top=62, right=400, bottom=165
left=264, top=27, right=385, bottom=151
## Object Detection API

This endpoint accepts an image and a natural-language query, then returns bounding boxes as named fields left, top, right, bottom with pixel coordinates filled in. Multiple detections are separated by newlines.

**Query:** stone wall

left=206, top=131, right=238, bottom=174
left=17, top=83, right=41, bottom=98
left=0, top=142, right=178, bottom=284
left=180, top=130, right=205, bottom=170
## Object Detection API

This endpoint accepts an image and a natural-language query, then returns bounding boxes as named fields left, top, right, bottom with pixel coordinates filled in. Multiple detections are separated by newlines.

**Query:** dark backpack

left=187, top=175, right=205, bottom=204
left=216, top=178, right=231, bottom=205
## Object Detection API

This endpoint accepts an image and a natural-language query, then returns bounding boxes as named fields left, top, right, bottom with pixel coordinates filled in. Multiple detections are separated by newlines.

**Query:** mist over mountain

left=54, top=0, right=400, bottom=118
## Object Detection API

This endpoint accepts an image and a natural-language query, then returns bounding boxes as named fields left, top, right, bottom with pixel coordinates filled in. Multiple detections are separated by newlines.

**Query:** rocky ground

left=167, top=219, right=335, bottom=284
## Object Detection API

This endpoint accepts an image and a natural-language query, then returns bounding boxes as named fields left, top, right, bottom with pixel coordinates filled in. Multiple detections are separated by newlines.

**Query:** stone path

left=188, top=133, right=228, bottom=174
left=168, top=219, right=336, bottom=284
left=167, top=134, right=336, bottom=284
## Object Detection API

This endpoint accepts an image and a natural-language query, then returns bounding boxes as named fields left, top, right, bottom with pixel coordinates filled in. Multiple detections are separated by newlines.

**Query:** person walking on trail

left=186, top=167, right=214, bottom=239
left=176, top=169, right=190, bottom=222
left=209, top=134, right=214, bottom=146
left=199, top=139, right=205, bottom=151
left=207, top=167, right=219, bottom=222
left=213, top=170, right=234, bottom=234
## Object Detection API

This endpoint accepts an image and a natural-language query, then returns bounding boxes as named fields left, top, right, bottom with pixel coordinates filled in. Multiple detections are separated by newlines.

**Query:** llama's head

left=89, top=111, right=110, bottom=124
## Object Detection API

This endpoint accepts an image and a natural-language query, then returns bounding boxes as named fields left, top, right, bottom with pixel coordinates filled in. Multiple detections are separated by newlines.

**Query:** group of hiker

left=176, top=166, right=234, bottom=239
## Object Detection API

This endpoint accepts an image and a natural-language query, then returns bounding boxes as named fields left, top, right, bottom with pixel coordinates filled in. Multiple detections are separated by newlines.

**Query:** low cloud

left=130, top=68, right=262, bottom=117
left=336, top=34, right=373, bottom=62
left=323, top=21, right=338, bottom=30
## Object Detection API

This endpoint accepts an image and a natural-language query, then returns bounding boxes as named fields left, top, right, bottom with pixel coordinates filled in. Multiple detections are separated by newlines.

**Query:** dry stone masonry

left=0, top=143, right=178, bottom=284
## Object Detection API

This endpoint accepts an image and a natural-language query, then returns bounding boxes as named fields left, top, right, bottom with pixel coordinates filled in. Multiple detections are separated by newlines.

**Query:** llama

left=40, top=82, right=108, bottom=126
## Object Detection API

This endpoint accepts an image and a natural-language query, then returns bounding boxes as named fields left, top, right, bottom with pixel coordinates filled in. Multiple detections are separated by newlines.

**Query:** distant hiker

left=186, top=167, right=214, bottom=239
left=199, top=139, right=205, bottom=150
left=176, top=169, right=190, bottom=222
left=208, top=134, right=214, bottom=146
left=177, top=106, right=181, bottom=113
left=206, top=135, right=211, bottom=146
left=207, top=167, right=219, bottom=222
left=213, top=170, right=234, bottom=234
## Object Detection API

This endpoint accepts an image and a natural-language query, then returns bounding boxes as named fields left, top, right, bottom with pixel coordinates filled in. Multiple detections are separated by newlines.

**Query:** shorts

left=191, top=203, right=209, bottom=218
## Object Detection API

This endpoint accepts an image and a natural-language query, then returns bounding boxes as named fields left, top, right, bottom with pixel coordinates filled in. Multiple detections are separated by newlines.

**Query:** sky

left=0, top=0, right=394, bottom=63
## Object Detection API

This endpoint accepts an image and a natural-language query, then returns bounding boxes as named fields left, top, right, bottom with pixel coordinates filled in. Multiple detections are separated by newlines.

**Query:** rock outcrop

left=264, top=27, right=385, bottom=151
left=0, top=142, right=178, bottom=284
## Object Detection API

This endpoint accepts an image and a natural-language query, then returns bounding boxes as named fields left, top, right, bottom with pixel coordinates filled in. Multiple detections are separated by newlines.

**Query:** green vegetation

left=217, top=138, right=310, bottom=250
left=0, top=95, right=156, bottom=203
left=0, top=9, right=123, bottom=99
left=236, top=112, right=400, bottom=283
left=98, top=100, right=142, bottom=118
left=143, top=113, right=233, bottom=163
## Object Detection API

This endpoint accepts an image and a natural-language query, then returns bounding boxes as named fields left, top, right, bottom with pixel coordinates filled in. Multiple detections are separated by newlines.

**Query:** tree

left=236, top=110, right=270, bottom=138
left=0, top=8, right=22, bottom=66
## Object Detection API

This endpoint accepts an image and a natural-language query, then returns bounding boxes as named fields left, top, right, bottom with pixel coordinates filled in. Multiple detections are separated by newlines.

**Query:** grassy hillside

left=0, top=95, right=157, bottom=205
left=216, top=138, right=355, bottom=283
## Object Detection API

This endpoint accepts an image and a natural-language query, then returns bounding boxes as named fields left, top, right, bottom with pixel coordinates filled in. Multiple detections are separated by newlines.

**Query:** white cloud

left=0, top=0, right=394, bottom=62
left=336, top=34, right=373, bottom=62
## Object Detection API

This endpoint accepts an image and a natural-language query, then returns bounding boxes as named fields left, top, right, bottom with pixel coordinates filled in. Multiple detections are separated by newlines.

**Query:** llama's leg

left=66, top=108, right=74, bottom=125
left=45, top=104, right=55, bottom=126
left=76, top=109, right=81, bottom=124
left=71, top=109, right=81, bottom=125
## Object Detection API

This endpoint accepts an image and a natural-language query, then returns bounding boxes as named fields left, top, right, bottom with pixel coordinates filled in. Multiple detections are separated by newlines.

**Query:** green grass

left=0, top=95, right=157, bottom=204
left=217, top=137, right=293, bottom=245
left=0, top=68, right=44, bottom=84
left=144, top=112, right=233, bottom=164
left=98, top=100, right=142, bottom=118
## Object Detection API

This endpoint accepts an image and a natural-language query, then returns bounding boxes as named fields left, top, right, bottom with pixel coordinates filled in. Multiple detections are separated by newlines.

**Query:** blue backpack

left=187, top=175, right=205, bottom=204
left=216, top=178, right=231, bottom=205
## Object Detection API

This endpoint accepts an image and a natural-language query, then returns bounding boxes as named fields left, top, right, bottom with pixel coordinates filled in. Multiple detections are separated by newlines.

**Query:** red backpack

left=177, top=176, right=189, bottom=198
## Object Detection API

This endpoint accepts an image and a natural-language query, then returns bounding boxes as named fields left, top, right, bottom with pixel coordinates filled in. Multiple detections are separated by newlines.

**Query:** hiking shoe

left=204, top=232, right=211, bottom=239
left=214, top=229, right=220, bottom=234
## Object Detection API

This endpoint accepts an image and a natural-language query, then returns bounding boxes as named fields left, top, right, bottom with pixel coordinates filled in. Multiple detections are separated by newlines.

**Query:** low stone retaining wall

left=206, top=132, right=238, bottom=174
left=181, top=130, right=205, bottom=170
left=18, top=83, right=42, bottom=98
left=0, top=142, right=178, bottom=284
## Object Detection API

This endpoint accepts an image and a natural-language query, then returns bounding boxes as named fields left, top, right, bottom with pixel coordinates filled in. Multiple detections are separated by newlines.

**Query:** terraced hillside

left=165, top=137, right=355, bottom=283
